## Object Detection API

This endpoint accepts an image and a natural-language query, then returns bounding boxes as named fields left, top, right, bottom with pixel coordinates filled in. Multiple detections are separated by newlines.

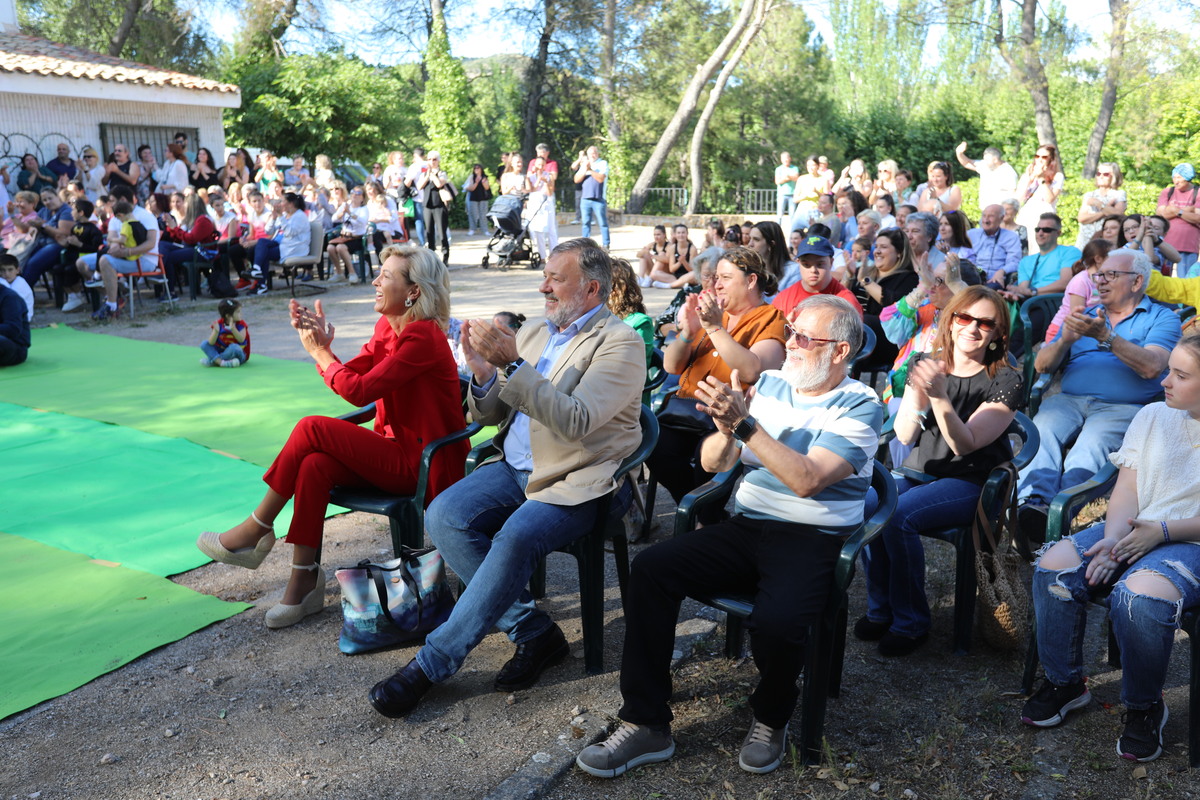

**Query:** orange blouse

left=677, top=302, right=786, bottom=398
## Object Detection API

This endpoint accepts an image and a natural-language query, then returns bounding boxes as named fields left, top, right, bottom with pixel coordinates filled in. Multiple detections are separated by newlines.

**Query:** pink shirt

left=1158, top=184, right=1200, bottom=254
left=1045, top=270, right=1098, bottom=343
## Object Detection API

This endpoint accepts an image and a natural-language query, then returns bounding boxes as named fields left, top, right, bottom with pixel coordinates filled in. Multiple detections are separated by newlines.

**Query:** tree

left=624, top=0, right=759, bottom=213
left=685, top=0, right=771, bottom=214
left=420, top=0, right=473, bottom=175
left=1081, top=0, right=1128, bottom=178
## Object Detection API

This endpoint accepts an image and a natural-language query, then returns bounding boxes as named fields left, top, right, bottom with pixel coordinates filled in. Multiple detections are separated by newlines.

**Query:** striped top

left=734, top=373, right=883, bottom=530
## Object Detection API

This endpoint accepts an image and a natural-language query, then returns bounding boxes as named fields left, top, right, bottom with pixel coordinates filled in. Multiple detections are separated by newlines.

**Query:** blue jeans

left=1018, top=392, right=1138, bottom=505
left=200, top=341, right=246, bottom=365
left=776, top=193, right=795, bottom=228
left=1177, top=252, right=1197, bottom=276
left=862, top=476, right=984, bottom=637
left=580, top=198, right=609, bottom=248
left=416, top=460, right=630, bottom=683
left=412, top=213, right=426, bottom=248
left=22, top=241, right=62, bottom=285
left=1034, top=524, right=1200, bottom=709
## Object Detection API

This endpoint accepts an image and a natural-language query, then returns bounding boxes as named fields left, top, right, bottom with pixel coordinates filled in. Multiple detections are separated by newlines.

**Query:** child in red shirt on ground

left=200, top=298, right=250, bottom=367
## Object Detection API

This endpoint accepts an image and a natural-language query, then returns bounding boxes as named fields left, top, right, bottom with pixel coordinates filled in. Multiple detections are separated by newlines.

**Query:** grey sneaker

left=576, top=722, right=675, bottom=778
left=739, top=718, right=787, bottom=774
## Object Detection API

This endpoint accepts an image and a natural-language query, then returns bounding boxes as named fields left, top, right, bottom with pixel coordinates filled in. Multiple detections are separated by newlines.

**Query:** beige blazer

left=469, top=306, right=645, bottom=505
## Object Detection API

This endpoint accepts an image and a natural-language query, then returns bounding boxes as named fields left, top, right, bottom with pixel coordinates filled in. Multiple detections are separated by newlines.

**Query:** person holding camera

left=416, top=151, right=452, bottom=266
left=574, top=146, right=610, bottom=249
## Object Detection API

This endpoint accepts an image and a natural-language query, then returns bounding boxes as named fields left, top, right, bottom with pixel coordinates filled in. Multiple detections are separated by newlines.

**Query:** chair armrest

left=1045, top=462, right=1118, bottom=543
left=465, top=438, right=499, bottom=475
left=652, top=387, right=678, bottom=416
left=833, top=463, right=897, bottom=591
left=337, top=402, right=377, bottom=425
left=673, top=464, right=743, bottom=537
left=1028, top=373, right=1051, bottom=417
left=413, top=422, right=482, bottom=501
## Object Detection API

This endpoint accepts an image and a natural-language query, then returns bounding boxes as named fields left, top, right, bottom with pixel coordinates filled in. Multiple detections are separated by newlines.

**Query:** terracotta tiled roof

left=0, top=31, right=238, bottom=94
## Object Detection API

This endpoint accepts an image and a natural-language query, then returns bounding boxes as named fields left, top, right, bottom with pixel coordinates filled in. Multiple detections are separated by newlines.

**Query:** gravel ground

left=6, top=226, right=1199, bottom=799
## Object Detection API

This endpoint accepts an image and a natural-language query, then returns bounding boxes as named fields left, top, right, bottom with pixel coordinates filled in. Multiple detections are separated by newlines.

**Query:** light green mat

left=0, top=326, right=353, bottom=467
left=0, top=532, right=250, bottom=721
left=0, top=403, right=308, bottom=577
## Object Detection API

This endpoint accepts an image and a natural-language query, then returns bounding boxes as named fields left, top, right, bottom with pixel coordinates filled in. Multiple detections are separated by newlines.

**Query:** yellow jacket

left=1147, top=270, right=1200, bottom=309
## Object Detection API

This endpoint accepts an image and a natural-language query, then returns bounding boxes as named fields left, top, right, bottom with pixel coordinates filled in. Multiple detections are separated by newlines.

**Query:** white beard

left=782, top=346, right=834, bottom=392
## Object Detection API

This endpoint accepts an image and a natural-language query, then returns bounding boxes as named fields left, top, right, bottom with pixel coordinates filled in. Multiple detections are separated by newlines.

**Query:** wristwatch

left=732, top=415, right=758, bottom=443
left=504, top=357, right=525, bottom=378
left=1097, top=331, right=1116, bottom=351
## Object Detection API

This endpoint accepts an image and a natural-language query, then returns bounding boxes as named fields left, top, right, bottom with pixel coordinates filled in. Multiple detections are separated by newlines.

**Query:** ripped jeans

left=1033, top=523, right=1200, bottom=709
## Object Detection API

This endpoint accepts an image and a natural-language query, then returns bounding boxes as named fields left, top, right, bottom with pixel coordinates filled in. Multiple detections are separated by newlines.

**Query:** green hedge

left=951, top=176, right=1165, bottom=245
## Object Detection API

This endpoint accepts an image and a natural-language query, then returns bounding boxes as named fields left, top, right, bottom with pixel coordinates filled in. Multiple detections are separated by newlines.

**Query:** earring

left=404, top=297, right=414, bottom=308
left=988, top=341, right=998, bottom=351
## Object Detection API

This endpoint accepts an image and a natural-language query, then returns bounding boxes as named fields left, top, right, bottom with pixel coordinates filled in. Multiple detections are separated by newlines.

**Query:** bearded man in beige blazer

left=369, top=238, right=645, bottom=718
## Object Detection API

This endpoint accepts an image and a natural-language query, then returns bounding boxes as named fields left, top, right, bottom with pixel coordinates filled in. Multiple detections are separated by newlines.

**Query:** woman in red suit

left=198, top=245, right=469, bottom=628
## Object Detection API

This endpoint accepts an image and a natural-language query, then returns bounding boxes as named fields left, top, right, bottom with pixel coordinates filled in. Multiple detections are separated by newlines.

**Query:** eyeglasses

left=951, top=311, right=998, bottom=332
left=784, top=323, right=838, bottom=349
left=1093, top=269, right=1137, bottom=283
left=1097, top=171, right=1113, bottom=177
left=1034, top=227, right=1060, bottom=234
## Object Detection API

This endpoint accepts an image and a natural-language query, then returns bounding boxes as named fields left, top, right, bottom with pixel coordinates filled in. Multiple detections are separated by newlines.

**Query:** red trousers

left=263, top=415, right=418, bottom=548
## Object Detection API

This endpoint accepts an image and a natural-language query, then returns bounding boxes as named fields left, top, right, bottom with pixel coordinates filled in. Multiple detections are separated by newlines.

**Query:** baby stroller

left=481, top=192, right=549, bottom=270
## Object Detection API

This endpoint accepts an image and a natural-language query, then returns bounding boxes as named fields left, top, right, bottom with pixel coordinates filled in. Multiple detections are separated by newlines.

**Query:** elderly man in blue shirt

left=970, top=203, right=1023, bottom=287
left=1017, top=249, right=1181, bottom=542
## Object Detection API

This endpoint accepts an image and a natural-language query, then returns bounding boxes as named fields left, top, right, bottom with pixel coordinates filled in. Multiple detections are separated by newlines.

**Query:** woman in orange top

left=648, top=246, right=786, bottom=522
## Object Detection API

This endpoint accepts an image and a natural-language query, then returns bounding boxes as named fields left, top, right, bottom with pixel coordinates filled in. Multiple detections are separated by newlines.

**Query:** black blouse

left=902, top=356, right=1024, bottom=484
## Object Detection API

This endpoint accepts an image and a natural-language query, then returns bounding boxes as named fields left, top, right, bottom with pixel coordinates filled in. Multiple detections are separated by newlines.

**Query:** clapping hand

left=910, top=357, right=948, bottom=400
left=290, top=298, right=335, bottom=353
left=696, top=290, right=725, bottom=332
left=693, top=370, right=755, bottom=437
left=1061, top=307, right=1108, bottom=343
left=679, top=294, right=703, bottom=341
left=467, top=317, right=519, bottom=368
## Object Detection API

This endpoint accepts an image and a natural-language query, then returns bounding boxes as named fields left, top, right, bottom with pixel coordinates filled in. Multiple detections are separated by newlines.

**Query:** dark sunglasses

left=1034, top=226, right=1060, bottom=234
left=951, top=311, right=997, bottom=332
left=1097, top=171, right=1113, bottom=177
left=784, top=323, right=838, bottom=349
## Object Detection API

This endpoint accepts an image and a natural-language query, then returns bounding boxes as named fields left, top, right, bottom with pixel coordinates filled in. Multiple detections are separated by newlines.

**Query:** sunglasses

left=1097, top=171, right=1113, bottom=177
left=1034, top=227, right=1060, bottom=234
left=1035, top=154, right=1051, bottom=160
left=783, top=323, right=838, bottom=349
left=1093, top=269, right=1137, bottom=283
left=951, top=311, right=998, bottom=332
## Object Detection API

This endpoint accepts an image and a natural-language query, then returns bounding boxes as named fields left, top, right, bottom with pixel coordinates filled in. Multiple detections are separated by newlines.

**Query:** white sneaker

left=62, top=293, right=86, bottom=312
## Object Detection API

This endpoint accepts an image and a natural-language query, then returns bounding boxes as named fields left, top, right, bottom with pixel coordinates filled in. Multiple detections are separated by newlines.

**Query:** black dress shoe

left=494, top=624, right=570, bottom=692
left=853, top=615, right=891, bottom=642
left=878, top=631, right=929, bottom=657
left=369, top=658, right=432, bottom=718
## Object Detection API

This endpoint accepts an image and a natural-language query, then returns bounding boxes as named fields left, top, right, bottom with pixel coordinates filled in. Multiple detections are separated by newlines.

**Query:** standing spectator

left=575, top=145, right=610, bottom=249
left=969, top=204, right=1023, bottom=287
left=283, top=156, right=311, bottom=189
left=0, top=273, right=30, bottom=367
left=1015, top=144, right=1065, bottom=236
left=218, top=151, right=247, bottom=191
left=383, top=151, right=406, bottom=202
left=173, top=132, right=196, bottom=164
left=17, top=154, right=56, bottom=194
left=416, top=151, right=451, bottom=266
left=872, top=160, right=899, bottom=204
left=834, top=158, right=874, bottom=199
left=103, top=144, right=140, bottom=195
left=154, top=144, right=189, bottom=194
left=1016, top=249, right=1181, bottom=543
left=1156, top=163, right=1200, bottom=276
left=45, top=143, right=78, bottom=187
left=774, top=152, right=800, bottom=227
left=403, top=147, right=428, bottom=246
left=190, top=148, right=220, bottom=190
left=568, top=150, right=584, bottom=223
left=790, top=155, right=827, bottom=230
left=1075, top=162, right=1127, bottom=249
left=526, top=154, right=558, bottom=261
left=955, top=142, right=1019, bottom=213
left=465, top=164, right=491, bottom=236
left=500, top=154, right=526, bottom=195
left=313, top=154, right=336, bottom=190
left=77, top=147, right=106, bottom=203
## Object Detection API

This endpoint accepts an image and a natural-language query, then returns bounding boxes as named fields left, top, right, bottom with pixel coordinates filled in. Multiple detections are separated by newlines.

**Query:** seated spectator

left=699, top=218, right=726, bottom=268
left=646, top=247, right=785, bottom=523
left=852, top=227, right=921, bottom=374
left=1155, top=163, right=1199, bottom=275
left=1, top=191, right=41, bottom=251
left=576, top=295, right=881, bottom=778
left=969, top=204, right=1022, bottom=287
left=1095, top=214, right=1125, bottom=246
left=57, top=199, right=105, bottom=313
left=1000, top=197, right=1027, bottom=254
left=21, top=187, right=75, bottom=288
left=1124, top=214, right=1181, bottom=273
left=16, top=154, right=56, bottom=195
left=219, top=152, right=249, bottom=191
left=250, top=192, right=310, bottom=294
left=254, top=151, right=283, bottom=194
left=198, top=246, right=468, bottom=627
left=649, top=223, right=696, bottom=289
left=368, top=240, right=643, bottom=718
left=89, top=189, right=160, bottom=320
left=904, top=212, right=946, bottom=271
left=284, top=156, right=311, bottom=189
left=896, top=203, right=917, bottom=228
left=327, top=186, right=370, bottom=284
left=859, top=286, right=1021, bottom=656
left=1002, top=213, right=1081, bottom=303
left=745, top=221, right=790, bottom=291
left=636, top=225, right=668, bottom=287
left=894, top=169, right=917, bottom=207
left=1075, top=162, right=1127, bottom=248
left=312, top=154, right=335, bottom=189
left=0, top=253, right=33, bottom=321
left=609, top=258, right=655, bottom=402
left=846, top=236, right=872, bottom=283
left=836, top=191, right=868, bottom=247
left=0, top=270, right=31, bottom=366
left=1045, top=240, right=1112, bottom=342
left=45, top=143, right=78, bottom=187
left=937, top=209, right=977, bottom=262
left=653, top=252, right=715, bottom=338
left=809, top=192, right=842, bottom=246
left=788, top=228, right=802, bottom=260
left=1021, top=336, right=1200, bottom=763
left=771, top=235, right=861, bottom=316
left=160, top=193, right=219, bottom=301
left=854, top=209, right=882, bottom=252
left=1017, top=250, right=1182, bottom=543
left=873, top=193, right=897, bottom=228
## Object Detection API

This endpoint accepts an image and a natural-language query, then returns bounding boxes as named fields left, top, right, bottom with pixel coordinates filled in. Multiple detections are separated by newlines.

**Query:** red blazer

left=320, top=317, right=468, bottom=504
left=163, top=214, right=217, bottom=245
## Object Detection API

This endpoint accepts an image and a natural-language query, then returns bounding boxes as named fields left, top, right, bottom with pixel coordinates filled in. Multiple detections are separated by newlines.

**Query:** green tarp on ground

left=0, top=326, right=353, bottom=467
left=0, top=532, right=250, bottom=720
left=0, top=402, right=303, bottom=576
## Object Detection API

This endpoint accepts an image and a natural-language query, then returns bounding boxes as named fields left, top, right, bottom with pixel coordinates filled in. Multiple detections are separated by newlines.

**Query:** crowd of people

left=6, top=132, right=1200, bottom=777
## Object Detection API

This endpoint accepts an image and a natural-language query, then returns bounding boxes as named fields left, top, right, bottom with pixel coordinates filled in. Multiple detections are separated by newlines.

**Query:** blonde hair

left=315, top=154, right=332, bottom=170
left=380, top=245, right=451, bottom=330
left=1098, top=161, right=1124, bottom=188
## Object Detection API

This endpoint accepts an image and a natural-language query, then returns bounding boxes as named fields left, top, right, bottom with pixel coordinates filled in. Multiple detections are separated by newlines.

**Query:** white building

left=0, top=0, right=240, bottom=181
